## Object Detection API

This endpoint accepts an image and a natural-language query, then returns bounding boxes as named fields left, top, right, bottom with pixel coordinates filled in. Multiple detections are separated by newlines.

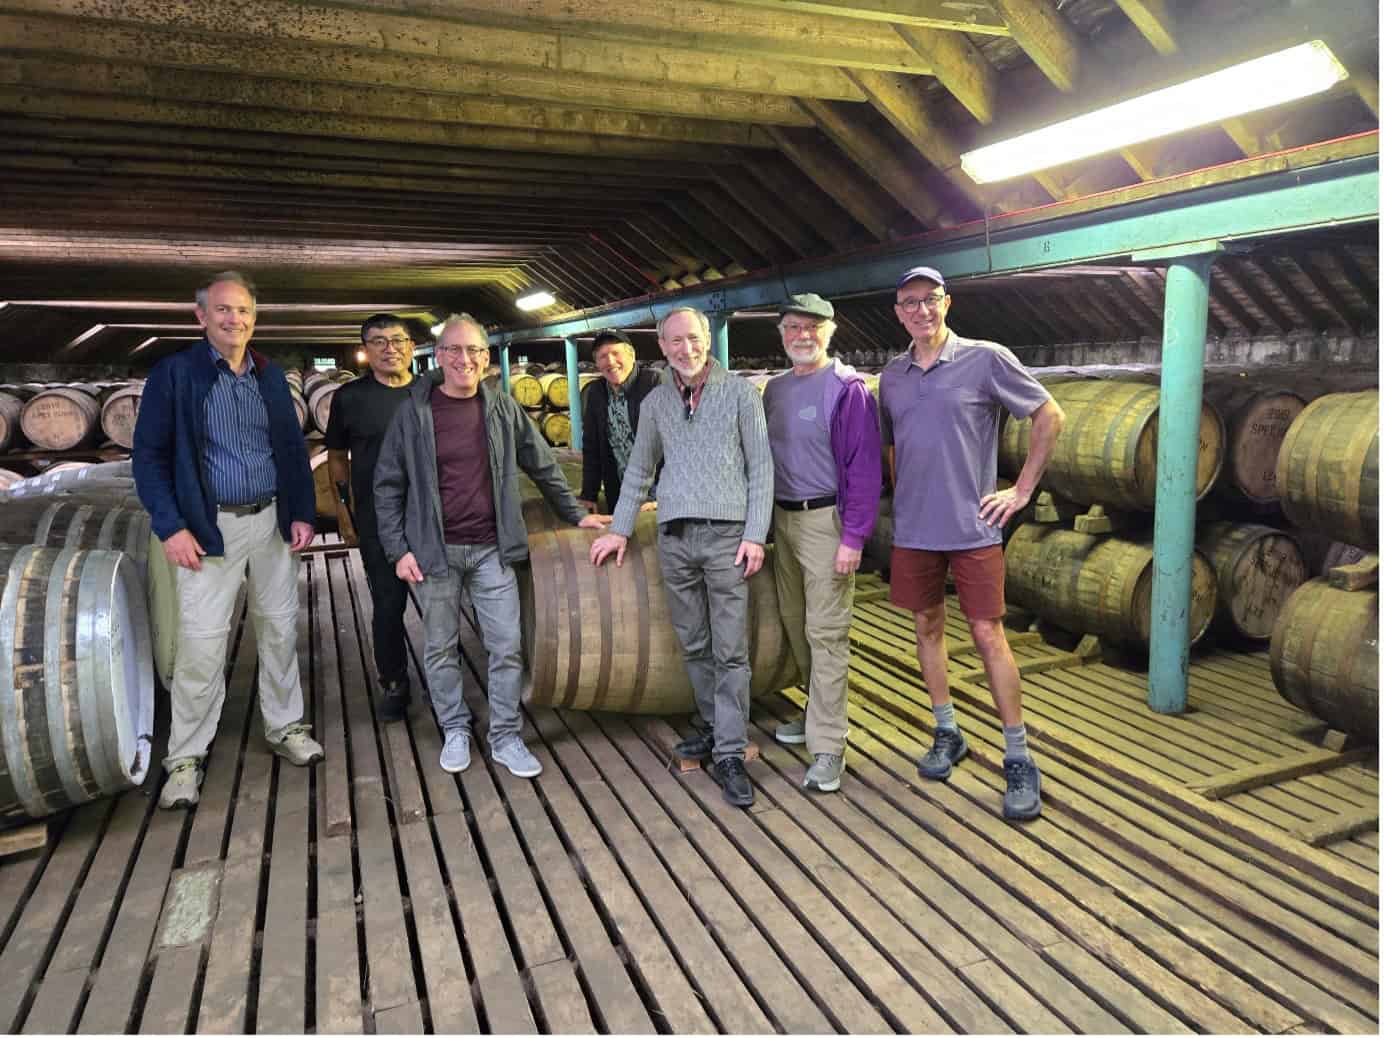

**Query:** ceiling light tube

left=960, top=41, right=1348, bottom=184
left=516, top=288, right=556, bottom=312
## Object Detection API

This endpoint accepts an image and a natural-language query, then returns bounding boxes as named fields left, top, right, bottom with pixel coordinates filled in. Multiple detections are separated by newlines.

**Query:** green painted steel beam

left=494, top=152, right=1377, bottom=345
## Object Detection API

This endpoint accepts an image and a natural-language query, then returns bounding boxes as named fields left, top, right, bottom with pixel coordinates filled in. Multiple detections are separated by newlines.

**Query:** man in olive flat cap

left=762, top=293, right=880, bottom=793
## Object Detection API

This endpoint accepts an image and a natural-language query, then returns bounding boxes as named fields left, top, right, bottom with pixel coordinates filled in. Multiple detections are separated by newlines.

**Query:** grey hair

left=436, top=312, right=490, bottom=345
left=657, top=306, right=711, bottom=340
left=195, top=270, right=257, bottom=309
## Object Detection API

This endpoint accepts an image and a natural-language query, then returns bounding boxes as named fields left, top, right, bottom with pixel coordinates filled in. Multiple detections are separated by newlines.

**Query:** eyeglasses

left=437, top=344, right=489, bottom=359
left=365, top=335, right=413, bottom=348
left=896, top=293, right=946, bottom=313
left=781, top=321, right=825, bottom=337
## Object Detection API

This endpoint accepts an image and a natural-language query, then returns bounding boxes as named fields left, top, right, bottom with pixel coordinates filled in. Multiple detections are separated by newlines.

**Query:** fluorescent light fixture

left=960, top=41, right=1348, bottom=184
left=516, top=288, right=556, bottom=312
left=431, top=321, right=445, bottom=336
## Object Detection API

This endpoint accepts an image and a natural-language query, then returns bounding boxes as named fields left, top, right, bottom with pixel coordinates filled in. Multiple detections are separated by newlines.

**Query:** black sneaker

left=378, top=678, right=411, bottom=723
left=711, top=756, right=755, bottom=808
left=917, top=728, right=968, bottom=780
left=674, top=730, right=715, bottom=762
left=1003, top=757, right=1042, bottom=820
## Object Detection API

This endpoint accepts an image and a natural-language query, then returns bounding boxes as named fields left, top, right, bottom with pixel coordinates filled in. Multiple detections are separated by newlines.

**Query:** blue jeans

left=658, top=519, right=750, bottom=762
left=419, top=544, right=523, bottom=744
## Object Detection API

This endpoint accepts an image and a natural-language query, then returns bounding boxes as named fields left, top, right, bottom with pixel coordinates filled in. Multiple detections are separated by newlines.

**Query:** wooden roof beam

left=1284, top=253, right=1366, bottom=333
left=701, top=171, right=824, bottom=258
left=1251, top=258, right=1331, bottom=333
left=1214, top=262, right=1293, bottom=334
left=1113, top=0, right=1178, bottom=57
left=0, top=89, right=752, bottom=161
left=893, top=25, right=998, bottom=124
left=723, top=0, right=1008, bottom=33
left=681, top=188, right=798, bottom=266
left=761, top=127, right=901, bottom=243
left=795, top=98, right=960, bottom=228
left=743, top=155, right=867, bottom=253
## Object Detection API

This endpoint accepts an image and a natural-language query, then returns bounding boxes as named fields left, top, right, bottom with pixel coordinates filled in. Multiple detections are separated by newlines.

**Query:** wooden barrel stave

left=305, top=379, right=342, bottom=435
left=1276, top=390, right=1379, bottom=552
left=1195, top=521, right=1307, bottom=643
left=99, top=382, right=144, bottom=449
left=1271, top=580, right=1378, bottom=740
left=1202, top=379, right=1305, bottom=511
left=1005, top=523, right=1217, bottom=649
left=0, top=546, right=154, bottom=823
left=521, top=514, right=798, bottom=714
left=510, top=373, right=545, bottom=410
left=19, top=387, right=103, bottom=451
left=0, top=390, right=27, bottom=452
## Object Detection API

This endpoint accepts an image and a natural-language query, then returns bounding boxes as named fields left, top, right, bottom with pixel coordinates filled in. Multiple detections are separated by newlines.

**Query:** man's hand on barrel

left=163, top=529, right=206, bottom=571
left=577, top=514, right=612, bottom=530
left=736, top=540, right=764, bottom=578
left=395, top=551, right=425, bottom=584
left=589, top=532, right=628, bottom=567
left=978, top=483, right=1032, bottom=528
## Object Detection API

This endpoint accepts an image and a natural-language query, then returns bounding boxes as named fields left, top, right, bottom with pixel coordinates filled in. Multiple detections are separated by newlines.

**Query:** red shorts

left=888, top=545, right=1006, bottom=620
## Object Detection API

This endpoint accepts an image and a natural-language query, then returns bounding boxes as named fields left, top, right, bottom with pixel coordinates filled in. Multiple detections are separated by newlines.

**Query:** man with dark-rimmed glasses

left=880, top=266, right=1064, bottom=821
left=325, top=313, right=416, bottom=720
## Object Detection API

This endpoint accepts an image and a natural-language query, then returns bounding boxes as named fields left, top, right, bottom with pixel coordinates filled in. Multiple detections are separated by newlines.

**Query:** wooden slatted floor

left=0, top=546, right=1376, bottom=1034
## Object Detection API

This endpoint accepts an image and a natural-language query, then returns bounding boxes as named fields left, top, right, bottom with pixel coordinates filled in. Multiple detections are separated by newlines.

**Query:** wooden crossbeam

left=1188, top=747, right=1378, bottom=800
left=1293, top=809, right=1379, bottom=848
left=762, top=127, right=899, bottom=243
left=726, top=0, right=1010, bottom=34
left=893, top=24, right=998, bottom=124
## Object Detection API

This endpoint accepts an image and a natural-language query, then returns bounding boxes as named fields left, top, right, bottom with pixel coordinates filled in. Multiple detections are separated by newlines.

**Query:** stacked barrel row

left=0, top=381, right=146, bottom=453
left=0, top=461, right=160, bottom=824
left=506, top=366, right=600, bottom=447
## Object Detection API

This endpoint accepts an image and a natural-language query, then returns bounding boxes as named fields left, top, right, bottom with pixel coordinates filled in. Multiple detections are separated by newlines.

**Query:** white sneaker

left=159, top=759, right=202, bottom=810
left=440, top=729, right=471, bottom=773
left=269, top=723, right=325, bottom=767
left=491, top=737, right=542, bottom=778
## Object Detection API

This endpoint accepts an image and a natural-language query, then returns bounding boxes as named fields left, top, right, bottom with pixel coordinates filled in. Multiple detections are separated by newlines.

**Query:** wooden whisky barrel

left=1271, top=580, right=1378, bottom=740
left=538, top=372, right=568, bottom=408
left=1195, top=522, right=1307, bottom=643
left=19, top=386, right=103, bottom=450
left=0, top=546, right=154, bottom=823
left=1276, top=390, right=1378, bottom=551
left=288, top=382, right=309, bottom=431
left=309, top=450, right=338, bottom=525
left=305, top=379, right=342, bottom=436
left=0, top=389, right=28, bottom=452
left=98, top=382, right=144, bottom=449
left=1005, top=524, right=1217, bottom=649
left=999, top=379, right=1225, bottom=511
left=1202, top=379, right=1305, bottom=511
left=0, top=460, right=135, bottom=501
left=510, top=372, right=545, bottom=410
left=540, top=410, right=571, bottom=447
left=520, top=514, right=798, bottom=714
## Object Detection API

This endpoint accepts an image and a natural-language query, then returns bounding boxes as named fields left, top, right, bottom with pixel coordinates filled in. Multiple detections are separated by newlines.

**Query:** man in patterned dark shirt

left=578, top=328, right=661, bottom=513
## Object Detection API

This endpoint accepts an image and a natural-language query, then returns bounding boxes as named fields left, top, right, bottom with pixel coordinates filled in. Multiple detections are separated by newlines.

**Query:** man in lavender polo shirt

left=879, top=267, right=1064, bottom=820
left=763, top=293, right=880, bottom=793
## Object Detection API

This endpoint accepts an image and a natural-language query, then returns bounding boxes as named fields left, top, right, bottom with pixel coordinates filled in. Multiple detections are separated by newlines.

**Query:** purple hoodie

left=822, top=359, right=882, bottom=550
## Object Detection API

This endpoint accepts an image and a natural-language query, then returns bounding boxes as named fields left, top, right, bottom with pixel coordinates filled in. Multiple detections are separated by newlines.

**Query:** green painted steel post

left=564, top=336, right=582, bottom=450
left=499, top=345, right=511, bottom=394
left=1148, top=252, right=1215, bottom=714
left=709, top=312, right=730, bottom=370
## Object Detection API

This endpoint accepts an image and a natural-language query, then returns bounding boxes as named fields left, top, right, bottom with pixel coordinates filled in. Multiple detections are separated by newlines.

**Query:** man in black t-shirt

left=325, top=314, right=416, bottom=720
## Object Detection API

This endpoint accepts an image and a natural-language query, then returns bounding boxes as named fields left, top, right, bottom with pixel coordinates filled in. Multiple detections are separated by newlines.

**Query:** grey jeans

left=658, top=519, right=750, bottom=762
left=419, top=543, right=524, bottom=744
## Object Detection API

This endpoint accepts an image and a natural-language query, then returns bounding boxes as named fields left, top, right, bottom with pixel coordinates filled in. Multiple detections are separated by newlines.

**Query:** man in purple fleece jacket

left=762, top=293, right=881, bottom=793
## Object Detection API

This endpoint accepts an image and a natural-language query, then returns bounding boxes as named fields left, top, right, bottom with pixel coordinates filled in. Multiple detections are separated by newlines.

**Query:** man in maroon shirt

left=374, top=315, right=607, bottom=777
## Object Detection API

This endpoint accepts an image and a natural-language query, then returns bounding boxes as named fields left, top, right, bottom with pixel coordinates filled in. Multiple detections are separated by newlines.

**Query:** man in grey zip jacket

left=373, top=314, right=608, bottom=778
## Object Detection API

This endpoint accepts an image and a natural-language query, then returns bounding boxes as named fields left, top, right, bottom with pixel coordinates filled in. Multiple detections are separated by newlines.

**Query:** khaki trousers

left=165, top=506, right=305, bottom=767
left=772, top=505, right=853, bottom=756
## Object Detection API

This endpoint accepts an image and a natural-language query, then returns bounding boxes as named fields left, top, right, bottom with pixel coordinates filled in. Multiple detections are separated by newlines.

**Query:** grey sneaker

left=803, top=753, right=844, bottom=793
left=159, top=759, right=202, bottom=810
left=917, top=728, right=968, bottom=780
left=492, top=737, right=542, bottom=779
left=774, top=716, right=807, bottom=745
left=440, top=729, right=471, bottom=774
left=1003, top=757, right=1042, bottom=821
left=269, top=723, right=325, bottom=767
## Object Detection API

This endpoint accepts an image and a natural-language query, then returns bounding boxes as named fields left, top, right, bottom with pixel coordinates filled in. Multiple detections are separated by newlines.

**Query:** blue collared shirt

left=203, top=345, right=277, bottom=505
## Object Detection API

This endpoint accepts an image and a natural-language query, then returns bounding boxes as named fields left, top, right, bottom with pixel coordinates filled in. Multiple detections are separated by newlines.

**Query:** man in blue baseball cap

left=877, top=266, right=1065, bottom=820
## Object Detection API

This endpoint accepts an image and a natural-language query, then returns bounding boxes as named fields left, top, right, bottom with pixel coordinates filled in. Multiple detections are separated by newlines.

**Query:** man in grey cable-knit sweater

left=590, top=306, right=773, bottom=808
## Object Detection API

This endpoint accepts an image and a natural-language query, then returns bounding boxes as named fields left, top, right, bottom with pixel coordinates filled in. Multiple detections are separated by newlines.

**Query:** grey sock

left=932, top=701, right=958, bottom=732
left=1003, top=724, right=1029, bottom=762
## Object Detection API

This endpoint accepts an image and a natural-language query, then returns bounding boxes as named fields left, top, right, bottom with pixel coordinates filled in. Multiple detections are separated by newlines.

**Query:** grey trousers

left=418, top=544, right=524, bottom=744
left=658, top=519, right=750, bottom=762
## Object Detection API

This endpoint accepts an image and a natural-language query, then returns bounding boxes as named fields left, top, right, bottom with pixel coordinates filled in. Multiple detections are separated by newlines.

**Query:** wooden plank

left=960, top=958, right=1069, bottom=1033
left=0, top=825, right=47, bottom=859
left=314, top=832, right=364, bottom=1034
left=325, top=555, right=419, bottom=1018
left=139, top=943, right=204, bottom=1034
left=373, top=998, right=425, bottom=1034
left=528, top=959, right=594, bottom=1035
left=0, top=802, right=110, bottom=1032
left=317, top=551, right=354, bottom=838
left=565, top=713, right=833, bottom=1033
left=1295, top=809, right=1380, bottom=848
left=394, top=822, right=479, bottom=1034
left=195, top=855, right=261, bottom=1033
left=536, top=710, right=763, bottom=1034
